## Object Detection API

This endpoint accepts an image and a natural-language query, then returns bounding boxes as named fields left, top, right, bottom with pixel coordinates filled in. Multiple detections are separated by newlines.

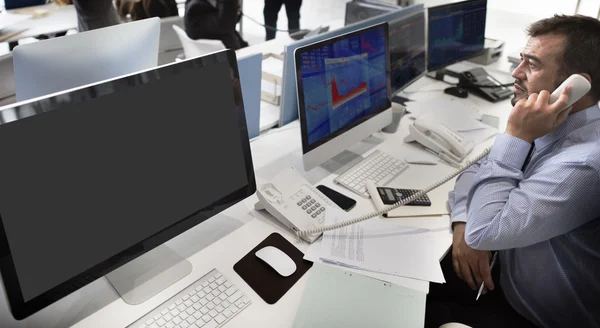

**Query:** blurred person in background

left=116, top=0, right=178, bottom=21
left=54, top=0, right=120, bottom=32
left=263, top=0, right=302, bottom=40
left=184, top=0, right=247, bottom=50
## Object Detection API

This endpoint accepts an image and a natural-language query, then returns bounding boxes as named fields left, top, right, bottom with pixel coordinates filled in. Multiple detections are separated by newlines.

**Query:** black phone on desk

left=316, top=185, right=356, bottom=211
left=459, top=67, right=513, bottom=103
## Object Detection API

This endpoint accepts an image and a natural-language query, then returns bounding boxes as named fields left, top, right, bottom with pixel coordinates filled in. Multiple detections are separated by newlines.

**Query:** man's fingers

left=460, top=262, right=477, bottom=290
left=550, top=86, right=571, bottom=112
left=453, top=259, right=463, bottom=280
left=527, top=93, right=539, bottom=104
left=537, top=90, right=550, bottom=105
left=478, top=257, right=495, bottom=290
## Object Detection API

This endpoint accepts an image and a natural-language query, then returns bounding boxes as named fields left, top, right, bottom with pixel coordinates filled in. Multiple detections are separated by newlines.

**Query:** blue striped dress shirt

left=448, top=104, right=600, bottom=327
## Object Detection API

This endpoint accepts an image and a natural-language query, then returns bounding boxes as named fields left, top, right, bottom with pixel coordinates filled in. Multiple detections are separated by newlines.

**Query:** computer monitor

left=279, top=3, right=424, bottom=127
left=4, top=0, right=45, bottom=10
left=427, top=0, right=487, bottom=72
left=344, top=0, right=401, bottom=26
left=295, top=23, right=391, bottom=171
left=0, top=49, right=255, bottom=320
left=13, top=18, right=160, bottom=102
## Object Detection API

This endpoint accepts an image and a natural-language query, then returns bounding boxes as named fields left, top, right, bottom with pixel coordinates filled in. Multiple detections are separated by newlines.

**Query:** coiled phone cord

left=296, top=146, right=492, bottom=239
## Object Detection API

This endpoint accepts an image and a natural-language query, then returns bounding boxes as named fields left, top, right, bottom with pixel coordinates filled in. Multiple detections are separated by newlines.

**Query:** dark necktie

left=522, top=143, right=535, bottom=171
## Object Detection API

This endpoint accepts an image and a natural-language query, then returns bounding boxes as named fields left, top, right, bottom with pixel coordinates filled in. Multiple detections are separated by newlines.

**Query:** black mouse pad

left=233, top=233, right=313, bottom=304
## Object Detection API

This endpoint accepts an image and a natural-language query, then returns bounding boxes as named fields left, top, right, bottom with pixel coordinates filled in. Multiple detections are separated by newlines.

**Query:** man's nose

left=512, top=61, right=526, bottom=81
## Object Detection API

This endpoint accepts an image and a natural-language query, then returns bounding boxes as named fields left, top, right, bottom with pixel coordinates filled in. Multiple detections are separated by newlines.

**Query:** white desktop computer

left=13, top=17, right=160, bottom=102
left=294, top=22, right=409, bottom=198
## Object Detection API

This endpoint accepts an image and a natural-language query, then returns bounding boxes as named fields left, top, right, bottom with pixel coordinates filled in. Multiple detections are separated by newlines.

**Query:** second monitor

left=295, top=23, right=409, bottom=198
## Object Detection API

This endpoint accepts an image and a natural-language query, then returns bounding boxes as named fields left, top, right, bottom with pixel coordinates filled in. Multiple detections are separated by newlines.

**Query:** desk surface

left=1, top=4, right=77, bottom=43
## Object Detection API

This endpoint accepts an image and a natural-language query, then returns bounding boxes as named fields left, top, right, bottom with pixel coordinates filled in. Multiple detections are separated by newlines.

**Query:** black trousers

left=425, top=248, right=538, bottom=328
left=263, top=0, right=302, bottom=40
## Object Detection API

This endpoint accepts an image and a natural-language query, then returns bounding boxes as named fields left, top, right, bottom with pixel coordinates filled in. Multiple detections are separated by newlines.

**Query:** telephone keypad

left=291, top=185, right=329, bottom=226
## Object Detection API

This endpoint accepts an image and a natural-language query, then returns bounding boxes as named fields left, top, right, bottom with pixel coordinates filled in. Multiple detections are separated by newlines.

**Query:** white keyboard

left=129, top=269, right=250, bottom=328
left=334, top=150, right=409, bottom=198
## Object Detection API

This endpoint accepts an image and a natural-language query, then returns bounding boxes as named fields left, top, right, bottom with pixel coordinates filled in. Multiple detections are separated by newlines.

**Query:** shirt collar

left=535, top=103, right=600, bottom=150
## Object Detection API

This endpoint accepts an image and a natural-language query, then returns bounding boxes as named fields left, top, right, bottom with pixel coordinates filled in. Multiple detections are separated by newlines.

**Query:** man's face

left=511, top=34, right=567, bottom=106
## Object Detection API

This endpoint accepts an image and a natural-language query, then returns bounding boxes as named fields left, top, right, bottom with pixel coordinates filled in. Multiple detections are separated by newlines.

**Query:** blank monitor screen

left=295, top=23, right=389, bottom=150
left=427, top=0, right=487, bottom=71
left=389, top=10, right=426, bottom=93
left=0, top=50, right=255, bottom=319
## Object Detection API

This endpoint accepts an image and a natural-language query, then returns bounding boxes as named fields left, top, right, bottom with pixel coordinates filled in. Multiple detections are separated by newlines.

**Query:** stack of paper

left=304, top=206, right=449, bottom=292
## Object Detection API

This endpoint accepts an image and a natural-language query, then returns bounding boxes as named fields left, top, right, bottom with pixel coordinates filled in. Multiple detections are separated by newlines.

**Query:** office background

left=0, top=0, right=598, bottom=57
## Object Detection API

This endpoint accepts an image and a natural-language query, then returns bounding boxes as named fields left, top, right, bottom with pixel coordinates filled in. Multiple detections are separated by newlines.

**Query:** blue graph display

left=298, top=27, right=388, bottom=146
left=427, top=0, right=487, bottom=71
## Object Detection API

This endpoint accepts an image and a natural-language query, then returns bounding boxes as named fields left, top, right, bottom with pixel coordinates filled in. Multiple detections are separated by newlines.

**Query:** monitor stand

left=105, top=245, right=192, bottom=305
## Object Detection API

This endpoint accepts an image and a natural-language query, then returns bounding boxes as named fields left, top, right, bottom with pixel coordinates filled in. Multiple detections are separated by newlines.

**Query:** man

left=263, top=0, right=302, bottom=40
left=426, top=15, right=600, bottom=328
left=184, top=0, right=248, bottom=50
left=54, top=0, right=120, bottom=32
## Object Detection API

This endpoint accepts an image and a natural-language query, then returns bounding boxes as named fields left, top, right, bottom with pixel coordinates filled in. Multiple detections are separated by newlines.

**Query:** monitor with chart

left=279, top=3, right=424, bottom=127
left=13, top=18, right=160, bottom=102
left=295, top=23, right=391, bottom=171
left=0, top=49, right=255, bottom=320
left=427, top=0, right=487, bottom=72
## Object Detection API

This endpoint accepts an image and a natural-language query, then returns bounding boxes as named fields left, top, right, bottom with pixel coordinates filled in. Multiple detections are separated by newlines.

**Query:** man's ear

left=579, top=73, right=592, bottom=84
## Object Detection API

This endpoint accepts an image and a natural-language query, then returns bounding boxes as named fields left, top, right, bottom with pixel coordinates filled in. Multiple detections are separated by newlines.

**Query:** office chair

left=0, top=53, right=16, bottom=107
left=172, top=25, right=225, bottom=60
left=158, top=16, right=185, bottom=65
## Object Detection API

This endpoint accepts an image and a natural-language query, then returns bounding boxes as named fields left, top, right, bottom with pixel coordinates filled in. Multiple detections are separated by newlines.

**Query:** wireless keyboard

left=129, top=269, right=250, bottom=328
left=334, top=150, right=409, bottom=198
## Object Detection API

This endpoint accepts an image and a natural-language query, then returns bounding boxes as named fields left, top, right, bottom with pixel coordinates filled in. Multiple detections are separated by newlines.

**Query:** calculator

left=376, top=187, right=431, bottom=206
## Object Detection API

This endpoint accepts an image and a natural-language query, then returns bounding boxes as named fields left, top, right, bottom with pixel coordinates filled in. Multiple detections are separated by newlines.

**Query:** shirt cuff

left=488, top=134, right=532, bottom=170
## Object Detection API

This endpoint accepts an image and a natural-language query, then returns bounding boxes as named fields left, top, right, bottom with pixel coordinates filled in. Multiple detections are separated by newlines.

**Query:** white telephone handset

left=292, top=74, right=591, bottom=240
left=255, top=167, right=333, bottom=243
left=404, top=120, right=475, bottom=167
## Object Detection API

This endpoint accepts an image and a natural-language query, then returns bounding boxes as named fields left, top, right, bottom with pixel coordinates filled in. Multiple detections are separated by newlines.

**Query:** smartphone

left=316, top=185, right=357, bottom=212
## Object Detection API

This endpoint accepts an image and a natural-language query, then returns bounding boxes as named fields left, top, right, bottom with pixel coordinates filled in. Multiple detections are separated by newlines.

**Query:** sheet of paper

left=259, top=101, right=281, bottom=132
left=318, top=207, right=446, bottom=283
left=304, top=237, right=430, bottom=294
left=262, top=56, right=283, bottom=77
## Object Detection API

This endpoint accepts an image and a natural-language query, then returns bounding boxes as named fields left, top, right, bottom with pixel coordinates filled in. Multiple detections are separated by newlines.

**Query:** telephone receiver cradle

left=259, top=74, right=591, bottom=241
left=254, top=167, right=332, bottom=243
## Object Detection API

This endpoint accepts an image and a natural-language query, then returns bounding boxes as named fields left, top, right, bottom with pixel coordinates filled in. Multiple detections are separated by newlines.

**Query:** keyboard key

left=187, top=316, right=197, bottom=324
left=170, top=309, right=180, bottom=317
left=228, top=291, right=243, bottom=303
left=214, top=314, right=226, bottom=324
left=184, top=300, right=193, bottom=307
left=202, top=314, right=211, bottom=323
left=173, top=317, right=182, bottom=325
left=161, top=309, right=169, bottom=316
left=224, top=281, right=232, bottom=288
left=216, top=277, right=226, bottom=285
left=200, top=307, right=209, bottom=314
left=186, top=308, right=195, bottom=315
left=235, top=300, right=244, bottom=308
left=242, top=297, right=250, bottom=304
left=195, top=286, right=203, bottom=292
left=206, top=294, right=214, bottom=301
left=209, top=283, right=218, bottom=290
left=209, top=310, right=218, bottom=318
left=216, top=305, right=224, bottom=313
left=211, top=290, right=220, bottom=297
left=219, top=294, right=227, bottom=301
left=183, top=294, right=190, bottom=301
left=197, top=291, right=206, bottom=298
left=156, top=318, right=166, bottom=326
left=207, top=301, right=216, bottom=309
left=203, top=287, right=211, bottom=294
left=193, top=303, right=202, bottom=311
left=189, top=291, right=196, bottom=297
left=176, top=300, right=183, bottom=306
left=148, top=324, right=159, bottom=328
left=218, top=285, right=226, bottom=292
left=166, top=323, right=175, bottom=328
left=177, top=304, right=186, bottom=312
left=180, top=322, right=189, bottom=328
left=223, top=309, right=232, bottom=318
left=191, top=295, right=199, bottom=303
left=208, top=277, right=215, bottom=283
left=180, top=312, right=189, bottom=320
left=146, top=319, right=155, bottom=326
left=194, top=312, right=204, bottom=320
left=200, top=299, right=208, bottom=306
left=203, top=321, right=218, bottom=328
left=202, top=282, right=209, bottom=288
left=231, top=305, right=239, bottom=313
left=154, top=314, right=162, bottom=321
left=213, top=297, right=222, bottom=305
left=164, top=313, right=173, bottom=321
left=168, top=304, right=176, bottom=311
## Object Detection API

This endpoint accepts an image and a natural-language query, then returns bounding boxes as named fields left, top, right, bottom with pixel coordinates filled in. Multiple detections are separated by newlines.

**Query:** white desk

left=0, top=4, right=77, bottom=44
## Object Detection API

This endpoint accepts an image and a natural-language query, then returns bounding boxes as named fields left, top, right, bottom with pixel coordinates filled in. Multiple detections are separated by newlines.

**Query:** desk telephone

left=255, top=75, right=591, bottom=242
left=404, top=119, right=475, bottom=167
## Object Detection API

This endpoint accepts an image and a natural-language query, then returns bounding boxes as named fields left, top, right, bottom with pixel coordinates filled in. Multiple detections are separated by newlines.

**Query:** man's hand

left=505, top=87, right=571, bottom=143
left=452, top=223, right=495, bottom=292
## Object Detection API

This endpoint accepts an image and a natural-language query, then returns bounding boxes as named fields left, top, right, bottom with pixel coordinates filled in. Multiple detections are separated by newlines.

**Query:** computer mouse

left=444, top=86, right=469, bottom=98
left=255, top=246, right=297, bottom=277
